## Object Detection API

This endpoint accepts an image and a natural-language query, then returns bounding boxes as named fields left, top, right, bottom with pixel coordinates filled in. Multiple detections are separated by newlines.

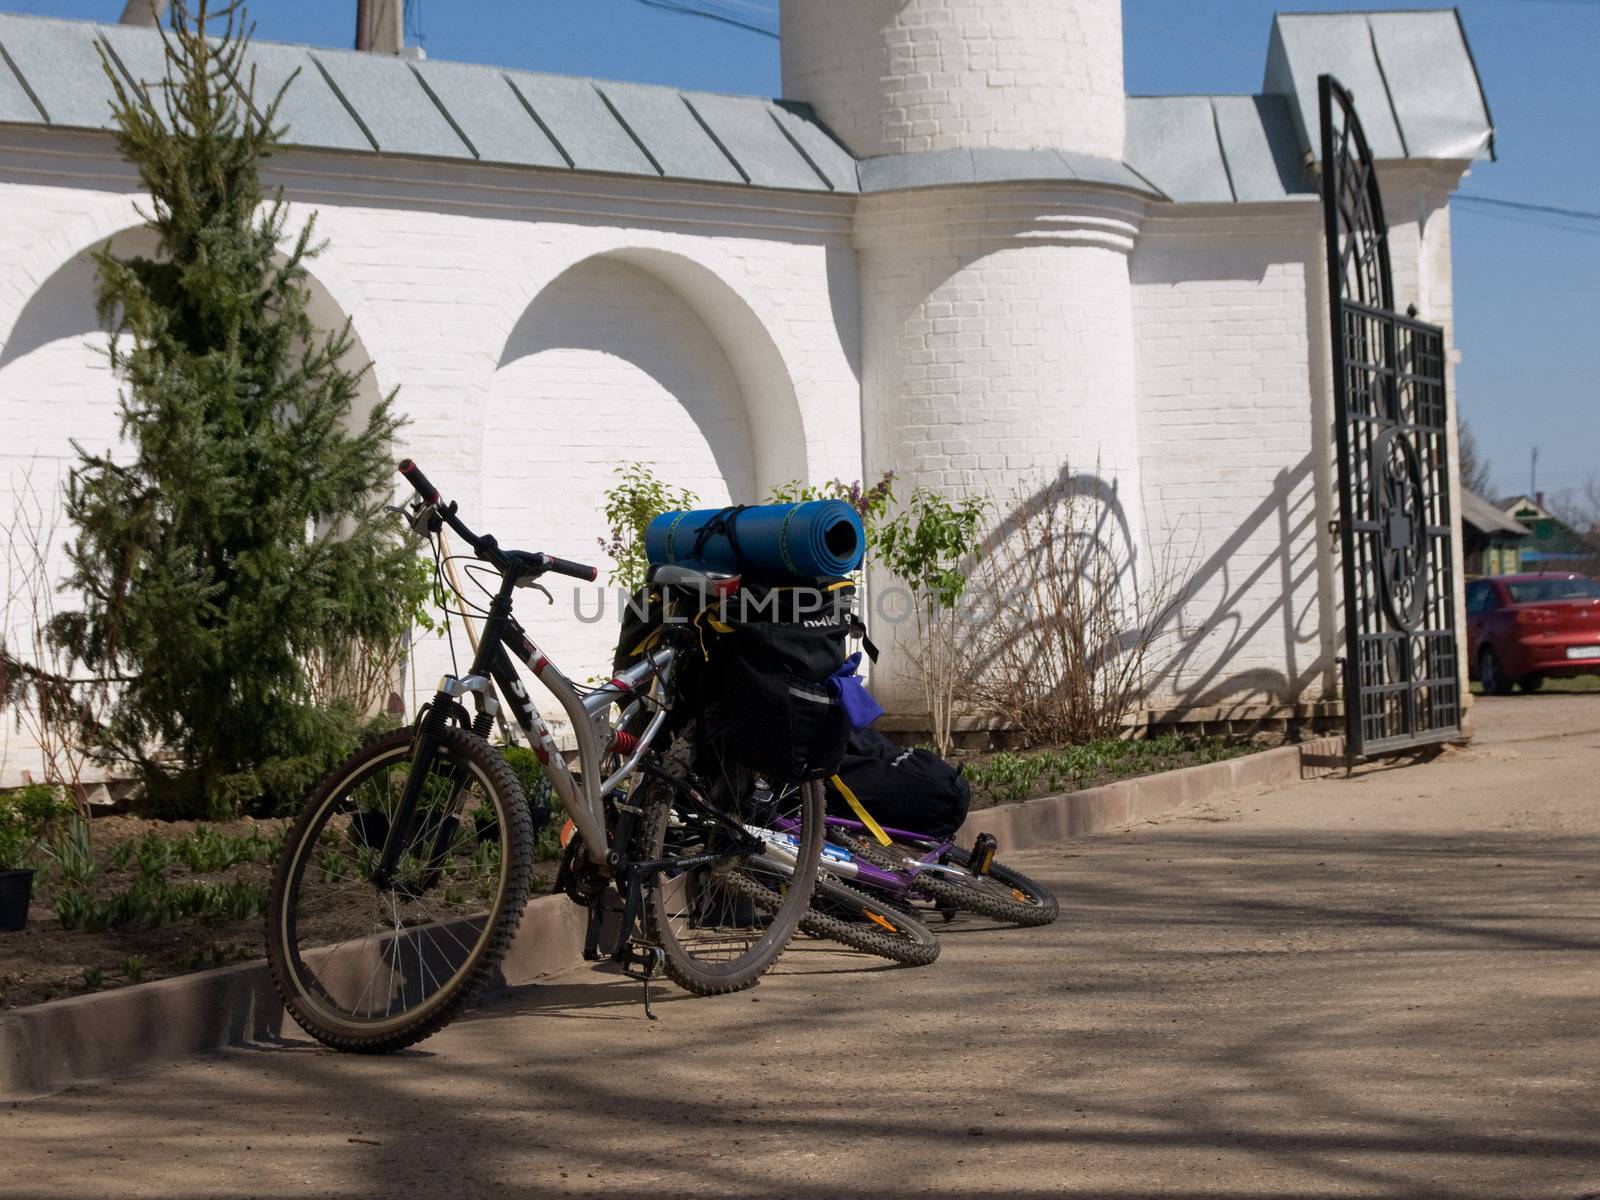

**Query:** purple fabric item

left=828, top=652, right=883, bottom=730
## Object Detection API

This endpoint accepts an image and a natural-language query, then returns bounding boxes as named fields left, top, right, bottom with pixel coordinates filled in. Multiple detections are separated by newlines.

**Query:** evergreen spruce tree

left=54, top=1, right=420, bottom=817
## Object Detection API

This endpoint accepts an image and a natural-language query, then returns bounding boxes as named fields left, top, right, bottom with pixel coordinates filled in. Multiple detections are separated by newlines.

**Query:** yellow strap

left=832, top=774, right=891, bottom=846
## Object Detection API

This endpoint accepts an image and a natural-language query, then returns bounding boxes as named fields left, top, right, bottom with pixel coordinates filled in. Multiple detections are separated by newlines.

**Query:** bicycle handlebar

left=540, top=554, right=599, bottom=583
left=397, top=460, right=599, bottom=584
left=396, top=458, right=439, bottom=505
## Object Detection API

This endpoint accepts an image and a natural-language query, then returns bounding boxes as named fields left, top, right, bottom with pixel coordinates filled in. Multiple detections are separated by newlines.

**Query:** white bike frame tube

left=497, top=636, right=674, bottom=865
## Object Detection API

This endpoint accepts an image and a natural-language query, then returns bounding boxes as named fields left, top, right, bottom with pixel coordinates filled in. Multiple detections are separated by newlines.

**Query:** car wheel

left=1479, top=647, right=1513, bottom=696
left=1518, top=674, right=1544, bottom=694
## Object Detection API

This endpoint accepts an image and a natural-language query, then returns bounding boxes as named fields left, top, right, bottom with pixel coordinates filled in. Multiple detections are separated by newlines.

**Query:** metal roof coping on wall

left=0, top=9, right=1494, bottom=205
left=0, top=11, right=854, bottom=194
left=1265, top=9, right=1495, bottom=164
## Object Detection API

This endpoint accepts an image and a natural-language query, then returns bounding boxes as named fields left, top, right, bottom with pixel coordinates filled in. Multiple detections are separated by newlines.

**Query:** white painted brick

left=781, top=0, right=1125, bottom=159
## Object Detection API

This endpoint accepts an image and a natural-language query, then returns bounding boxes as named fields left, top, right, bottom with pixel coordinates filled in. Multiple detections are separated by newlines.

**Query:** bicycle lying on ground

left=738, top=793, right=1059, bottom=967
left=265, top=460, right=826, bottom=1052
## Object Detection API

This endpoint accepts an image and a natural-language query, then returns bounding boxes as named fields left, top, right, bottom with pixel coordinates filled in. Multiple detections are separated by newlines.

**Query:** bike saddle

left=647, top=562, right=741, bottom=595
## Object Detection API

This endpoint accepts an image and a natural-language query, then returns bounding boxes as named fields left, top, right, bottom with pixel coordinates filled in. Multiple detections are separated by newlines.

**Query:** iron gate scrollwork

left=1320, top=74, right=1462, bottom=756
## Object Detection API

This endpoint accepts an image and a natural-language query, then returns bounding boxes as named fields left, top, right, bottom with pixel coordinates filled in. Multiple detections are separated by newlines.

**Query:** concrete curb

left=0, top=892, right=591, bottom=1100
left=954, top=736, right=1346, bottom=851
left=1, top=735, right=1344, bottom=1099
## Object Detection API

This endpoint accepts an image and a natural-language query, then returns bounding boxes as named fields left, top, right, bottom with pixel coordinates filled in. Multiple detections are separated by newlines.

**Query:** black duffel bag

left=696, top=578, right=856, bottom=783
left=613, top=577, right=858, bottom=783
left=827, top=727, right=971, bottom=840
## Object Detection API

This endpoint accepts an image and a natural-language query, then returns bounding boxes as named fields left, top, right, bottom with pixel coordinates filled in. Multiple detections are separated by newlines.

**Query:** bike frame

left=453, top=568, right=678, bottom=866
left=385, top=459, right=769, bottom=893
left=768, top=814, right=962, bottom=899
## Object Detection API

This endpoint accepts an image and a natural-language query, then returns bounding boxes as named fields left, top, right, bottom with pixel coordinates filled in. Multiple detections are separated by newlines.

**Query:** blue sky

left=4, top=0, right=1594, bottom=503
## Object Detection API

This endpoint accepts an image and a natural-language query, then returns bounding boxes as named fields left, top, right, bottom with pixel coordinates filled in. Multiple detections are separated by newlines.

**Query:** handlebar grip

left=545, top=555, right=598, bottom=583
left=397, top=459, right=440, bottom=505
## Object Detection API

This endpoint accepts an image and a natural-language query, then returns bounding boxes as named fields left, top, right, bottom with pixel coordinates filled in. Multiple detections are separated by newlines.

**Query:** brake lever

left=515, top=578, right=555, bottom=605
left=391, top=500, right=442, bottom=538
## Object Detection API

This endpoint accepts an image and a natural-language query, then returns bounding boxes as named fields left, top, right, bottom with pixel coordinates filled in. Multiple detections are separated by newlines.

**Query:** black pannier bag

left=827, top=727, right=972, bottom=840
left=613, top=578, right=858, bottom=783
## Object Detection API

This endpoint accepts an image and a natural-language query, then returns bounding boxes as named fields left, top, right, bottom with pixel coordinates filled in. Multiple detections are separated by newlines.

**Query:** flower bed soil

left=0, top=815, right=558, bottom=1012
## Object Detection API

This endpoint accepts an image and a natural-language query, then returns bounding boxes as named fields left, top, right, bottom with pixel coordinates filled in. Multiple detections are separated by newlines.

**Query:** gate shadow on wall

left=1147, top=453, right=1330, bottom=713
left=963, top=455, right=1329, bottom=727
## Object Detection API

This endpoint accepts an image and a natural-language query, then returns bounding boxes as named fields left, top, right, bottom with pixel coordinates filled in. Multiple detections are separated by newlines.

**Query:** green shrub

left=0, top=784, right=71, bottom=870
left=48, top=814, right=97, bottom=888
left=598, top=463, right=699, bottom=592
left=963, top=736, right=1245, bottom=807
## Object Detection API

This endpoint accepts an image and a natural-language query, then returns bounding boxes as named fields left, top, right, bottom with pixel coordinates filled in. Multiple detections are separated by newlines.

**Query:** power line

left=1453, top=195, right=1600, bottom=238
left=626, top=0, right=778, bottom=38
left=1500, top=101, right=1600, bottom=126
left=1456, top=195, right=1600, bottom=222
left=1467, top=0, right=1600, bottom=7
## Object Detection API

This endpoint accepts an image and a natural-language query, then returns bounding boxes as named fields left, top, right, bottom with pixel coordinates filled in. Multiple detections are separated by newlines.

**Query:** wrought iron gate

left=1320, top=74, right=1462, bottom=756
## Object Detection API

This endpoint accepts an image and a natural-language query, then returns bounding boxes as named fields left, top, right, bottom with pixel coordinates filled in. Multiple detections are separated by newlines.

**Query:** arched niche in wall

left=0, top=224, right=385, bottom=674
left=475, top=247, right=809, bottom=704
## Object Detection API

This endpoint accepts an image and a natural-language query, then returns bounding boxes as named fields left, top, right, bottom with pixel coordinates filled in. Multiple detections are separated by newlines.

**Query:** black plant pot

left=0, top=868, right=35, bottom=932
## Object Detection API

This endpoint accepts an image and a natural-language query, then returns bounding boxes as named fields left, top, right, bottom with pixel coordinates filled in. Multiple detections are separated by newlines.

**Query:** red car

left=1466, top=572, right=1600, bottom=694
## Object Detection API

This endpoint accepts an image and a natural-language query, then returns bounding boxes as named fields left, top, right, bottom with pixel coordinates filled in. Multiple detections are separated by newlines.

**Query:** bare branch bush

left=1547, top=478, right=1600, bottom=576
left=302, top=634, right=407, bottom=719
left=900, top=579, right=986, bottom=760
left=971, top=470, right=1186, bottom=747
left=0, top=468, right=106, bottom=813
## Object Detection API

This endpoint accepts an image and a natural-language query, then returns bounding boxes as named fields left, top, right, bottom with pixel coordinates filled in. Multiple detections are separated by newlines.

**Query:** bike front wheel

left=266, top=725, right=533, bottom=1053
left=743, top=871, right=940, bottom=966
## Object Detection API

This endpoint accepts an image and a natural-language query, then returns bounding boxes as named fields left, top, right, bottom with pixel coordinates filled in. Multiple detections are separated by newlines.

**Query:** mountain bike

left=265, top=460, right=825, bottom=1052
left=739, top=801, right=1058, bottom=968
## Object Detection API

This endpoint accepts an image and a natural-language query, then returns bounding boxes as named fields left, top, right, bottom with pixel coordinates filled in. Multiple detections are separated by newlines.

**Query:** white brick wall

left=1132, top=209, right=1337, bottom=711
left=0, top=117, right=1478, bottom=778
left=0, top=133, right=861, bottom=780
left=480, top=255, right=753, bottom=687
left=856, top=183, right=1146, bottom=707
left=781, top=0, right=1126, bottom=159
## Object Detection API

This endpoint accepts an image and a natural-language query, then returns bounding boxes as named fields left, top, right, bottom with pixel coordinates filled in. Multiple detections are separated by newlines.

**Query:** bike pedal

left=618, top=942, right=663, bottom=980
left=968, top=832, right=999, bottom=877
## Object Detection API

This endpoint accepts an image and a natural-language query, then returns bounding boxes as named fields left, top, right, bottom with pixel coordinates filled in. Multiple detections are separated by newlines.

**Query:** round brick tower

left=780, top=0, right=1126, bottom=160
left=781, top=0, right=1148, bottom=711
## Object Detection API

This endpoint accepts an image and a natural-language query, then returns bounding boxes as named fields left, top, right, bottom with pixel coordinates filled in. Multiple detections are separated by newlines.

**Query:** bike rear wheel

left=640, top=775, right=825, bottom=995
left=266, top=725, right=532, bottom=1053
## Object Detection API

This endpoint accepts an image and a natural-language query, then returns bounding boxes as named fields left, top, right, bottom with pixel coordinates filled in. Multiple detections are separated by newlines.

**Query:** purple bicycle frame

left=773, top=815, right=957, bottom=900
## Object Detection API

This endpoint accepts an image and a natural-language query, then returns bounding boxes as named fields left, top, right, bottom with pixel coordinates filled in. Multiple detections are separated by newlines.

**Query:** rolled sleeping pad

left=645, top=500, right=865, bottom=579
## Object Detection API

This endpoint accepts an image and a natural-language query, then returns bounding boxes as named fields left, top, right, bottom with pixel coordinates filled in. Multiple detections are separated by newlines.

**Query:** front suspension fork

left=373, top=702, right=491, bottom=890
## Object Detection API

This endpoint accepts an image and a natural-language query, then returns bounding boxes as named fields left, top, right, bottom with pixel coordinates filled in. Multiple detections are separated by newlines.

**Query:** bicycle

left=802, top=813, right=1059, bottom=927
left=265, top=460, right=826, bottom=1052
left=738, top=798, right=1058, bottom=968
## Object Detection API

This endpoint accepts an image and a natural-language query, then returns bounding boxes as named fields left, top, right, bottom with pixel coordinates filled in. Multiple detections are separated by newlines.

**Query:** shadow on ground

left=5, top=809, right=1598, bottom=1199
